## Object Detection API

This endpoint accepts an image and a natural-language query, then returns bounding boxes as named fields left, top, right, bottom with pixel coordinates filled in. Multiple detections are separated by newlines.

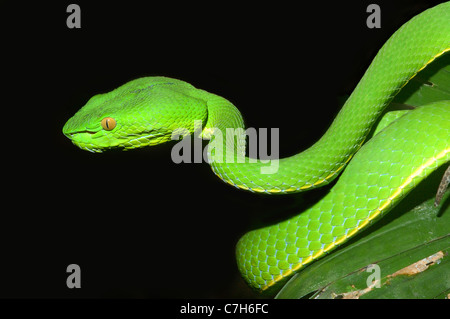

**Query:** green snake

left=63, top=2, right=450, bottom=292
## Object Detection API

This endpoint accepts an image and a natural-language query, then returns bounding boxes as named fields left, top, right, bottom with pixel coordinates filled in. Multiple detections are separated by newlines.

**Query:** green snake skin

left=63, top=3, right=450, bottom=291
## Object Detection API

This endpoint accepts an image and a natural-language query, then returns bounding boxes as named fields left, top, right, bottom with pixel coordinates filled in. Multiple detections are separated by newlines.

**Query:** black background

left=0, top=0, right=445, bottom=298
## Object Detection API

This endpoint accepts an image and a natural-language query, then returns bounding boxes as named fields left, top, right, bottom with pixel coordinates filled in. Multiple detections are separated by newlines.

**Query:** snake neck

left=195, top=89, right=247, bottom=161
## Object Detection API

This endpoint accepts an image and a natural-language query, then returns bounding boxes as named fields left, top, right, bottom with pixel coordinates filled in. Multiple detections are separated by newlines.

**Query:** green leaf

left=392, top=53, right=450, bottom=107
left=275, top=54, right=450, bottom=299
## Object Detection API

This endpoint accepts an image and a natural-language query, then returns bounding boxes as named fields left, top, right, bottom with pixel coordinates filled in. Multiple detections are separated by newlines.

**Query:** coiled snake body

left=64, top=3, right=450, bottom=291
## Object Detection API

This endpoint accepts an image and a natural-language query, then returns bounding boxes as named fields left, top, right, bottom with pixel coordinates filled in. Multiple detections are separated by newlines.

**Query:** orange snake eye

left=101, top=117, right=116, bottom=131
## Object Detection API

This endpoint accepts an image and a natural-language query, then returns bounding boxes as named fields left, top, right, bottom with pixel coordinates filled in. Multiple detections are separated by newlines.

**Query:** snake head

left=62, top=77, right=208, bottom=152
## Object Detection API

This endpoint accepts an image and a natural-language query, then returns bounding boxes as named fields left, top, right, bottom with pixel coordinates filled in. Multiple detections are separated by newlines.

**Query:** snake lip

left=65, top=130, right=98, bottom=139
left=77, top=129, right=98, bottom=134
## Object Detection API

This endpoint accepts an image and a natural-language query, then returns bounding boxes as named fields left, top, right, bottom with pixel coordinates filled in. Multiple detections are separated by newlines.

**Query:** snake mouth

left=64, top=130, right=97, bottom=140
left=64, top=128, right=169, bottom=152
left=63, top=130, right=104, bottom=153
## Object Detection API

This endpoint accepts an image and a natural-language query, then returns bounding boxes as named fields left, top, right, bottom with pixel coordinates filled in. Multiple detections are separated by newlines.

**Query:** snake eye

left=101, top=117, right=116, bottom=131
